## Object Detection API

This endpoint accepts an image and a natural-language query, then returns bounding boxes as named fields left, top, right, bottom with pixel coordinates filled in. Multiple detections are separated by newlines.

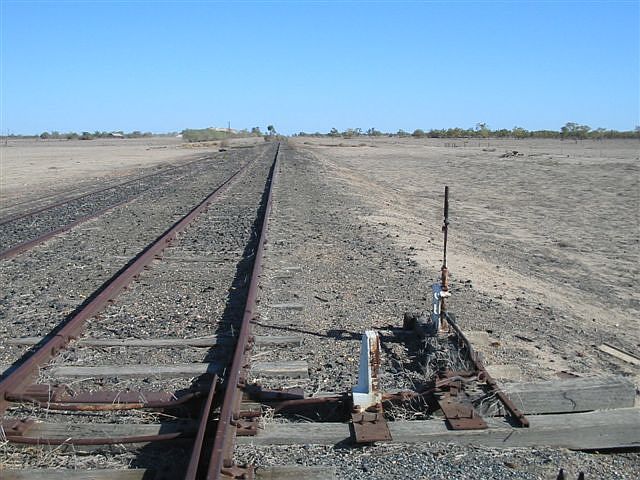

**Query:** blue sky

left=1, top=1, right=638, bottom=134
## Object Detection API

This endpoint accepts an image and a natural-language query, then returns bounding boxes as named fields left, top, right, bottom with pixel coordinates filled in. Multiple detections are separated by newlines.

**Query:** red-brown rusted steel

left=439, top=186, right=451, bottom=333
left=447, top=313, right=529, bottom=428
left=350, top=410, right=392, bottom=443
left=437, top=377, right=487, bottom=430
left=0, top=199, right=130, bottom=260
left=273, top=395, right=343, bottom=414
left=205, top=143, right=280, bottom=480
left=0, top=160, right=255, bottom=415
left=244, top=385, right=304, bottom=402
left=185, top=375, right=219, bottom=480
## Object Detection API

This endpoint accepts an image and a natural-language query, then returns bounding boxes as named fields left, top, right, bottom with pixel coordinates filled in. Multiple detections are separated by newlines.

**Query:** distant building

left=210, top=127, right=238, bottom=134
left=109, top=132, right=124, bottom=138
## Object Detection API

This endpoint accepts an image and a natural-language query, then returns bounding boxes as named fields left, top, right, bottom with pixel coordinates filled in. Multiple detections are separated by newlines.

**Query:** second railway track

left=0, top=152, right=237, bottom=258
left=1, top=143, right=280, bottom=478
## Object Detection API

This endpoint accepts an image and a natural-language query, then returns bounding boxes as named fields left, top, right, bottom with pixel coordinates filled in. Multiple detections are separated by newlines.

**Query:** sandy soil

left=0, top=138, right=182, bottom=197
left=292, top=136, right=639, bottom=382
left=0, top=136, right=266, bottom=210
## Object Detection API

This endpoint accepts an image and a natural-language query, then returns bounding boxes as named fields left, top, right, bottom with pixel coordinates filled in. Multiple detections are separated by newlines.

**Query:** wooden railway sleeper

left=1, top=418, right=195, bottom=445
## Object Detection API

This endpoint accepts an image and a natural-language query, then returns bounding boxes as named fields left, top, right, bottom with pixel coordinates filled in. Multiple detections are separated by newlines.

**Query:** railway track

left=0, top=153, right=230, bottom=259
left=1, top=143, right=280, bottom=478
left=1, top=141, right=638, bottom=479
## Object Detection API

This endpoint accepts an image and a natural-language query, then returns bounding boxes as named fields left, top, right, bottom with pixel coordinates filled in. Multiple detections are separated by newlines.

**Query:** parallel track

left=0, top=143, right=280, bottom=479
left=0, top=155, right=215, bottom=259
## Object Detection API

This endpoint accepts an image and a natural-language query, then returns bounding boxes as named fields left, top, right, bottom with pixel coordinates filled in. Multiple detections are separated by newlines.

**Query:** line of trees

left=36, top=130, right=154, bottom=140
left=293, top=123, right=640, bottom=140
left=181, top=125, right=276, bottom=143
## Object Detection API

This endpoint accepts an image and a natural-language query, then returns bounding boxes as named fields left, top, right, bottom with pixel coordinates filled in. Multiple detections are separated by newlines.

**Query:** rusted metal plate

left=350, top=411, right=392, bottom=443
left=438, top=394, right=487, bottom=430
left=1, top=419, right=35, bottom=437
left=245, top=385, right=304, bottom=402
left=235, top=418, right=259, bottom=436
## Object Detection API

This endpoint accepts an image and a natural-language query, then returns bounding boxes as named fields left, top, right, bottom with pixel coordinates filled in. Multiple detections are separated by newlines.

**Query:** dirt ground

left=291, top=136, right=639, bottom=384
left=0, top=136, right=265, bottom=206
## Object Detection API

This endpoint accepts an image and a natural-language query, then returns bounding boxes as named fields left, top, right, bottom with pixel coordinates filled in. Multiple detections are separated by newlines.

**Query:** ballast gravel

left=234, top=143, right=639, bottom=478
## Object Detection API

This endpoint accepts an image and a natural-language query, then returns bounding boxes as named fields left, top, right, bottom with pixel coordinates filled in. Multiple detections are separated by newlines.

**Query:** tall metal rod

left=442, top=185, right=449, bottom=270
left=440, top=186, right=450, bottom=330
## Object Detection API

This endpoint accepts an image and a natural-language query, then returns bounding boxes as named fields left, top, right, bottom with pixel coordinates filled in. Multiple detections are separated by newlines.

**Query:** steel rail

left=0, top=157, right=224, bottom=260
left=0, top=161, right=211, bottom=260
left=0, top=199, right=131, bottom=260
left=0, top=158, right=257, bottom=415
left=186, top=375, right=220, bottom=479
left=447, top=313, right=530, bottom=428
left=202, top=143, right=280, bottom=480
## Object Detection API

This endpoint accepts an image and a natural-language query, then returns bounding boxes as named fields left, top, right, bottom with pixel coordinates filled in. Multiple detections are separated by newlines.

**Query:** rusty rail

left=0, top=158, right=256, bottom=415
left=447, top=313, right=530, bottom=427
left=0, top=199, right=131, bottom=260
left=200, top=143, right=280, bottom=480
left=0, top=157, right=219, bottom=260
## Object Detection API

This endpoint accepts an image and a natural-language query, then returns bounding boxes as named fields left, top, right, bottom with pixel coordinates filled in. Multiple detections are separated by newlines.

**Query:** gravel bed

left=235, top=143, right=639, bottom=477
left=0, top=143, right=278, bottom=471
left=0, top=146, right=265, bottom=366
left=0, top=157, right=187, bottom=220
left=0, top=154, right=217, bottom=252
left=236, top=443, right=640, bottom=480
left=247, top=144, right=512, bottom=396
left=34, top=144, right=276, bottom=393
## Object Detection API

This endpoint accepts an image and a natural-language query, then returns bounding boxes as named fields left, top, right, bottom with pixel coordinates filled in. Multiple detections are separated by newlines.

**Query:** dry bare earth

left=0, top=138, right=190, bottom=205
left=0, top=136, right=266, bottom=212
left=235, top=138, right=638, bottom=479
left=293, top=136, right=639, bottom=385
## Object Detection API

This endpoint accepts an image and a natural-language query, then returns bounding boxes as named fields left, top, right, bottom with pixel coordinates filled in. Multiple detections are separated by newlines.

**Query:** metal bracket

left=431, top=284, right=451, bottom=334
left=438, top=391, right=487, bottom=430
left=232, top=417, right=258, bottom=436
left=350, top=411, right=392, bottom=443
left=435, top=372, right=487, bottom=430
left=352, top=330, right=382, bottom=411
left=221, top=464, right=255, bottom=479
